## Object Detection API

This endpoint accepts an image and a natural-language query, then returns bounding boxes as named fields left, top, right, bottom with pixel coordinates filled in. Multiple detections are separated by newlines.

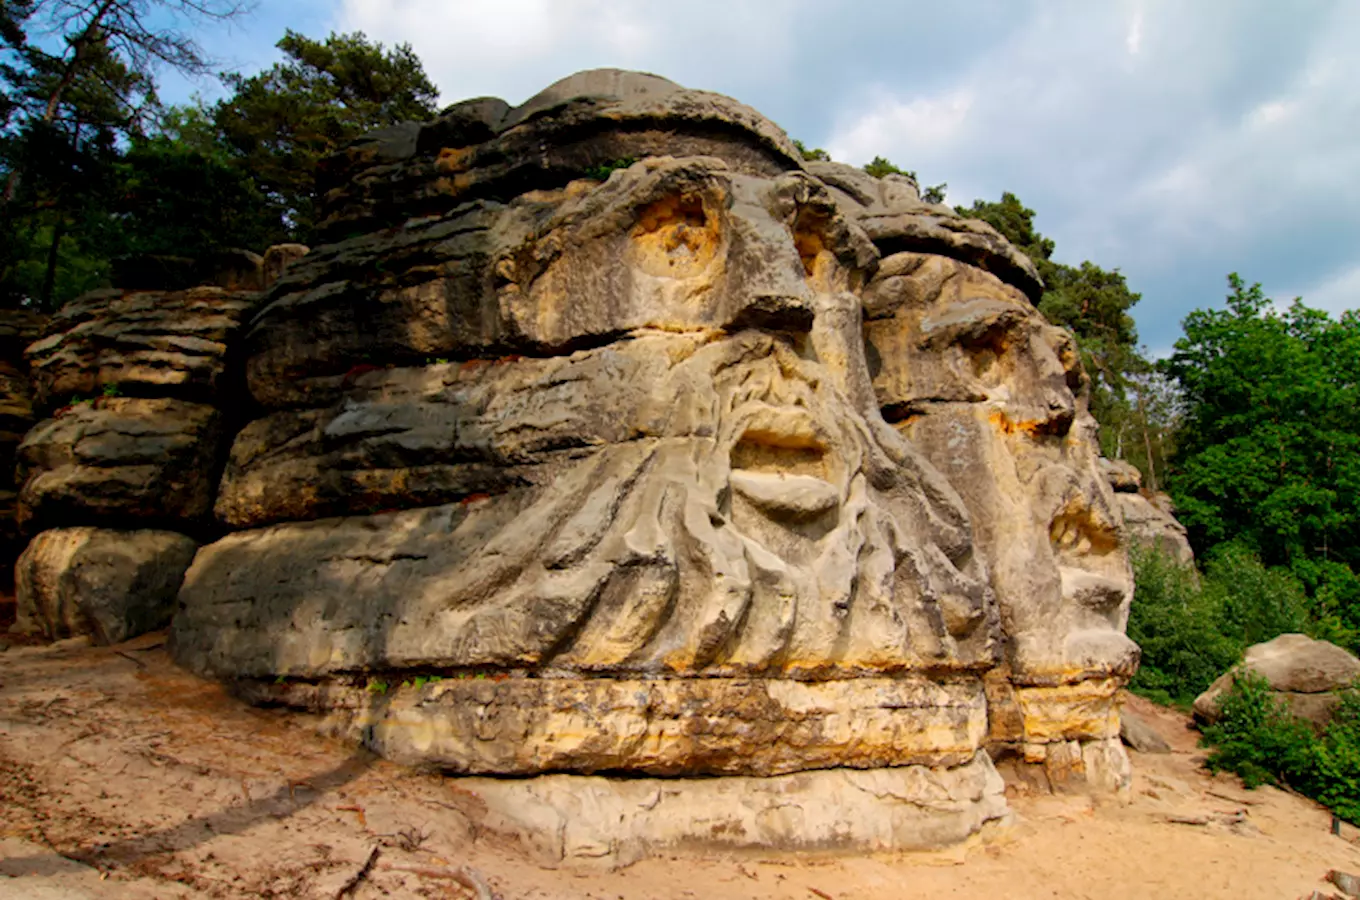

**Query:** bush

left=1200, top=544, right=1311, bottom=647
left=1200, top=672, right=1360, bottom=824
left=1127, top=545, right=1242, bottom=705
left=1127, top=543, right=1341, bottom=706
left=1200, top=672, right=1316, bottom=788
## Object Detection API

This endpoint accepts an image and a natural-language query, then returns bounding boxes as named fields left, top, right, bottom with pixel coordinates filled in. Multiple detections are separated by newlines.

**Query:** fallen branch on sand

left=335, top=845, right=380, bottom=898
left=381, top=861, right=496, bottom=899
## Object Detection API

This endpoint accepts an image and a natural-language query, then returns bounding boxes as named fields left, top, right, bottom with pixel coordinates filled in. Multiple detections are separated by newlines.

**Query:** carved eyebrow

left=919, top=297, right=1028, bottom=348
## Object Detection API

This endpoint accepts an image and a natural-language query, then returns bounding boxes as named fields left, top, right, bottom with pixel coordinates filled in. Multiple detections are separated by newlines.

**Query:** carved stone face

left=861, top=252, right=1138, bottom=687
left=189, top=160, right=998, bottom=686
left=171, top=74, right=1135, bottom=785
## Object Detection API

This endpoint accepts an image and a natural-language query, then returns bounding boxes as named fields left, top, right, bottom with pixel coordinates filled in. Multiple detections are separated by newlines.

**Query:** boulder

left=25, top=286, right=260, bottom=409
left=12, top=526, right=197, bottom=643
left=1100, top=458, right=1143, bottom=493
left=1194, top=633, right=1360, bottom=728
left=1120, top=709, right=1172, bottom=753
left=16, top=397, right=224, bottom=529
left=1098, top=459, right=1195, bottom=565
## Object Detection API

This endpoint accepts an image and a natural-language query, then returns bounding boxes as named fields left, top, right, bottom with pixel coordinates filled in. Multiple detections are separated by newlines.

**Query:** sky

left=162, top=0, right=1360, bottom=354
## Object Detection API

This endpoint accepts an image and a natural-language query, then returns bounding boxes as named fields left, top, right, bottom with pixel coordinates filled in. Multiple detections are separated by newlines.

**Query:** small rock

left=1328, top=870, right=1360, bottom=898
left=1120, top=710, right=1171, bottom=753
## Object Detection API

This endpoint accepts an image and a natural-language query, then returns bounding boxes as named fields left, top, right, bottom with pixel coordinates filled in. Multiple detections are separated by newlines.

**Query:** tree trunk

left=39, top=216, right=66, bottom=311
left=1138, top=391, right=1158, bottom=493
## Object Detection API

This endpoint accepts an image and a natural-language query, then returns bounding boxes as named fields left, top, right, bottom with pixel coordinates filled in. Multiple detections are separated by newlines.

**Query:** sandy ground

left=2, top=633, right=1360, bottom=900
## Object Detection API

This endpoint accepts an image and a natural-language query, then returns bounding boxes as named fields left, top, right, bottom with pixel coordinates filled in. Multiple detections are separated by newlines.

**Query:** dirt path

left=2, top=635, right=1358, bottom=899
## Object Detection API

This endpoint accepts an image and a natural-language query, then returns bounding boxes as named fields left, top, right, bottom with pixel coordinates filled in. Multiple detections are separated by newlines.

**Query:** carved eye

left=791, top=210, right=834, bottom=287
left=630, top=193, right=719, bottom=278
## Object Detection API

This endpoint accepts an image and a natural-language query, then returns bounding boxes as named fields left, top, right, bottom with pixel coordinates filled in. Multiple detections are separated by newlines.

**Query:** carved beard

left=395, top=330, right=999, bottom=678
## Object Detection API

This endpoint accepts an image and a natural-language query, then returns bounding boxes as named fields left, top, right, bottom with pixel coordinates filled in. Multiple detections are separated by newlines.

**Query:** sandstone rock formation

left=10, top=252, right=307, bottom=643
left=14, top=527, right=197, bottom=643
left=1194, top=633, right=1360, bottom=730
left=96, top=69, right=1144, bottom=852
left=1100, top=458, right=1194, bottom=566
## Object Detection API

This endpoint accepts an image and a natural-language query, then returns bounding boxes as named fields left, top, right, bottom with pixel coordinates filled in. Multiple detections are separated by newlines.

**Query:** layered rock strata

left=11, top=251, right=306, bottom=642
left=161, top=69, right=1141, bottom=850
left=1100, top=458, right=1194, bottom=567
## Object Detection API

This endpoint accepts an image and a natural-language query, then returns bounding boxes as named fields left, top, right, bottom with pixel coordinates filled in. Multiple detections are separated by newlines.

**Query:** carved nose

left=729, top=292, right=815, bottom=333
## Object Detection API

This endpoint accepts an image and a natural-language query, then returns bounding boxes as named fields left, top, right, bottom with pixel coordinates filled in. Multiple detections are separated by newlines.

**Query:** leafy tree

left=1, top=0, right=249, bottom=207
left=0, top=0, right=249, bottom=308
left=1162, top=275, right=1360, bottom=613
left=211, top=30, right=439, bottom=239
left=1, top=36, right=145, bottom=306
left=100, top=136, right=286, bottom=260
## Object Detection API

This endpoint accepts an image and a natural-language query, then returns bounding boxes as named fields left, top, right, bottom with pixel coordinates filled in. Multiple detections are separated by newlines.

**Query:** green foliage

left=1306, top=690, right=1360, bottom=824
left=1127, top=546, right=1240, bottom=706
left=212, top=30, right=439, bottom=239
left=1201, top=544, right=1312, bottom=647
left=1201, top=671, right=1318, bottom=788
left=365, top=678, right=389, bottom=695
left=1128, top=543, right=1342, bottom=705
left=0, top=0, right=249, bottom=308
left=1162, top=275, right=1360, bottom=635
left=792, top=139, right=829, bottom=162
left=583, top=157, right=636, bottom=181
left=1164, top=277, right=1360, bottom=562
left=1200, top=673, right=1360, bottom=823
left=102, top=136, right=286, bottom=259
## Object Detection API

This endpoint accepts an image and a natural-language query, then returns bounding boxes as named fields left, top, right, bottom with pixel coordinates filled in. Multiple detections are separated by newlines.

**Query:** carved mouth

left=728, top=403, right=838, bottom=516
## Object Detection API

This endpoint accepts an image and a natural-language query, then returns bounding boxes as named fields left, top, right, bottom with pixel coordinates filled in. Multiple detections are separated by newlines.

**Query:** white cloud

left=1126, top=5, right=1144, bottom=55
left=1283, top=263, right=1360, bottom=316
left=332, top=0, right=803, bottom=106
left=826, top=89, right=974, bottom=166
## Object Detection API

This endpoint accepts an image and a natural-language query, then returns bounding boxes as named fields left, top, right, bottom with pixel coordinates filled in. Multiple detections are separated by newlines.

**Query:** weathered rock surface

left=450, top=751, right=1008, bottom=866
left=1194, top=634, right=1360, bottom=728
left=1100, top=458, right=1195, bottom=565
left=312, top=69, right=805, bottom=244
left=1117, top=493, right=1194, bottom=566
left=237, top=674, right=986, bottom=776
left=857, top=248, right=1136, bottom=780
left=25, top=287, right=259, bottom=410
left=16, top=397, right=223, bottom=530
left=12, top=526, right=197, bottom=643
left=161, top=68, right=1140, bottom=843
left=1120, top=709, right=1172, bottom=753
left=809, top=160, right=1043, bottom=301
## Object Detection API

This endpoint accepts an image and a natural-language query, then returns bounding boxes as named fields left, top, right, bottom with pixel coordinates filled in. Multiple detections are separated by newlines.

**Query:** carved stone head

left=170, top=72, right=1132, bottom=784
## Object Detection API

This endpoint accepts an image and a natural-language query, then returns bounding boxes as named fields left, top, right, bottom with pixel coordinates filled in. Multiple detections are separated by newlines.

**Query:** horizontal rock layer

left=17, top=397, right=223, bottom=530
left=454, top=751, right=1008, bottom=866
left=26, top=287, right=259, bottom=410
left=239, top=674, right=987, bottom=776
